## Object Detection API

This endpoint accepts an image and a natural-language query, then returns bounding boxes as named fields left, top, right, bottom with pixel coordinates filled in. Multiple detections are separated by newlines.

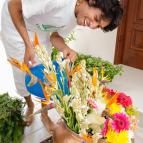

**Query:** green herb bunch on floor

left=0, top=93, right=25, bottom=143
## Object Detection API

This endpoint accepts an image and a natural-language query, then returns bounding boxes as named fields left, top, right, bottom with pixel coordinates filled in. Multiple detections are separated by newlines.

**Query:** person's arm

left=50, top=32, right=77, bottom=62
left=8, top=0, right=36, bottom=66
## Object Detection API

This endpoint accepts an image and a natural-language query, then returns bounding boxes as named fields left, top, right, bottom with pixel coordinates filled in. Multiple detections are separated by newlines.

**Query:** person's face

left=75, top=1, right=110, bottom=29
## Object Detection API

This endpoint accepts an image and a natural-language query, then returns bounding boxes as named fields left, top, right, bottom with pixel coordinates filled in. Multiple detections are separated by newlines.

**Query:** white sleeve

left=57, top=27, right=70, bottom=38
left=57, top=25, right=76, bottom=38
left=21, top=0, right=58, bottom=19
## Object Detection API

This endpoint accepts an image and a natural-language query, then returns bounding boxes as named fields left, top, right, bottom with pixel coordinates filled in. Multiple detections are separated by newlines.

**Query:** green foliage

left=0, top=93, right=25, bottom=143
left=125, top=106, right=139, bottom=116
left=64, top=32, right=76, bottom=43
left=51, top=48, right=59, bottom=61
left=63, top=105, right=80, bottom=133
left=55, top=93, right=80, bottom=133
left=75, top=54, right=123, bottom=81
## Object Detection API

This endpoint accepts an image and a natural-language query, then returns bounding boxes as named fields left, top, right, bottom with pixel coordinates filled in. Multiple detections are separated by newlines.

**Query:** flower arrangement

left=8, top=33, right=138, bottom=143
left=34, top=34, right=138, bottom=143
left=101, top=88, right=138, bottom=143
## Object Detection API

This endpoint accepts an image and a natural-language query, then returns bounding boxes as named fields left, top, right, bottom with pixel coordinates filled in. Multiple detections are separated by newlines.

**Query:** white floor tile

left=24, top=113, right=44, bottom=137
left=24, top=104, right=60, bottom=137
left=134, top=127, right=143, bottom=143
left=25, top=127, right=51, bottom=143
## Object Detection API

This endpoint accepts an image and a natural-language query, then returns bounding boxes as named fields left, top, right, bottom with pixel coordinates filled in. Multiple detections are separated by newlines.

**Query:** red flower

left=117, top=92, right=132, bottom=107
left=101, top=119, right=109, bottom=136
left=103, top=87, right=116, bottom=96
left=112, top=113, right=130, bottom=133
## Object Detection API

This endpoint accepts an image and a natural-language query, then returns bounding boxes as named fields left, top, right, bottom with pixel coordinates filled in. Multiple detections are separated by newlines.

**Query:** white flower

left=86, top=110, right=105, bottom=125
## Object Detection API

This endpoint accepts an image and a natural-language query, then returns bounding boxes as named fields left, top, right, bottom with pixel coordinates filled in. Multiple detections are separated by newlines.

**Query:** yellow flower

left=106, top=130, right=129, bottom=143
left=92, top=67, right=98, bottom=86
left=108, top=103, right=122, bottom=115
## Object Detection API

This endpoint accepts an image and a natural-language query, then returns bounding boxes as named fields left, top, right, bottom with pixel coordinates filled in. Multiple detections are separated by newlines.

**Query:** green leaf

left=0, top=93, right=25, bottom=143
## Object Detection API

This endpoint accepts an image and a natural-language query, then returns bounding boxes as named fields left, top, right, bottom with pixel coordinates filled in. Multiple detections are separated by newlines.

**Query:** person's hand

left=63, top=47, right=77, bottom=62
left=24, top=44, right=36, bottom=67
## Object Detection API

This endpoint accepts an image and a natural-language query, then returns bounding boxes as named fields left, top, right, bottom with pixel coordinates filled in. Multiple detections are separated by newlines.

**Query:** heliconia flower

left=92, top=67, right=98, bottom=86
left=112, top=113, right=130, bottom=133
left=8, top=57, right=38, bottom=86
left=101, top=119, right=109, bottom=137
left=34, top=32, right=39, bottom=46
left=117, top=93, right=132, bottom=107
left=71, top=64, right=82, bottom=74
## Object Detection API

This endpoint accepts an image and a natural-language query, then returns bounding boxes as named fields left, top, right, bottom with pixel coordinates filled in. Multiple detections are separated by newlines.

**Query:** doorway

left=115, top=0, right=143, bottom=70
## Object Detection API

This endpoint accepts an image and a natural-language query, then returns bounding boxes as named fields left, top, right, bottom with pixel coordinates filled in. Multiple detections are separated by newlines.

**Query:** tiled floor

left=22, top=105, right=60, bottom=143
left=0, top=38, right=143, bottom=143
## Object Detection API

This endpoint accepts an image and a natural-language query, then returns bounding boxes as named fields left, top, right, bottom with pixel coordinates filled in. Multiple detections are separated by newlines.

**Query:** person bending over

left=1, top=0, right=123, bottom=126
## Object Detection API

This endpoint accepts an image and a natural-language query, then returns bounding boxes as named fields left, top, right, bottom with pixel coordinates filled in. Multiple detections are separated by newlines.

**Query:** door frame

left=114, top=0, right=129, bottom=64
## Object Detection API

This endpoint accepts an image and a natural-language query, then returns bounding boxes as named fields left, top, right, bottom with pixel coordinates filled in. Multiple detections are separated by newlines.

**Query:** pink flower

left=87, top=99, right=98, bottom=109
left=101, top=119, right=109, bottom=136
left=112, top=113, right=130, bottom=133
left=117, top=93, right=132, bottom=107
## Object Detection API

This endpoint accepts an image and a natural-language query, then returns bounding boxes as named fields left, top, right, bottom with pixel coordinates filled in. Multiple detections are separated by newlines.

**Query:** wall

left=70, top=26, right=117, bottom=63
left=0, top=0, right=5, bottom=31
left=0, top=0, right=17, bottom=96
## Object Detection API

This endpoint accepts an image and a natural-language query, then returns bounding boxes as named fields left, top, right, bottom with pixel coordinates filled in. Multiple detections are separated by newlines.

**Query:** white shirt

left=22, top=0, right=77, bottom=38
left=1, top=0, right=77, bottom=56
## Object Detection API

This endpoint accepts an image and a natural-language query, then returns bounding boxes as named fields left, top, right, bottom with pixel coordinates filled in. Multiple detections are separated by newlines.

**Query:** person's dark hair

left=86, top=0, right=123, bottom=32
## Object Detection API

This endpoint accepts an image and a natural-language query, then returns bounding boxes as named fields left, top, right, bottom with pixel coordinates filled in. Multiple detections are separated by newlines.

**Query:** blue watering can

left=25, top=62, right=70, bottom=101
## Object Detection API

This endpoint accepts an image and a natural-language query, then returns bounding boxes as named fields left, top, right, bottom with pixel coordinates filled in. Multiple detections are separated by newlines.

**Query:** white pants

left=1, top=1, right=52, bottom=97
